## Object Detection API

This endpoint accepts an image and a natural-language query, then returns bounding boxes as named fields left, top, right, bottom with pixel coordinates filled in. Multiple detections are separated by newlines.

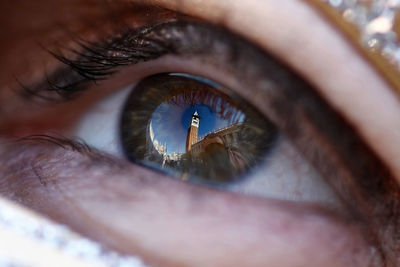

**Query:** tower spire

left=186, top=111, right=200, bottom=152
left=191, top=110, right=200, bottom=127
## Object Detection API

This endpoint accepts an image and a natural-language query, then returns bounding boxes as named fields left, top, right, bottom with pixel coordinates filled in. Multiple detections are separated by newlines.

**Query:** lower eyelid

left=0, top=141, right=374, bottom=266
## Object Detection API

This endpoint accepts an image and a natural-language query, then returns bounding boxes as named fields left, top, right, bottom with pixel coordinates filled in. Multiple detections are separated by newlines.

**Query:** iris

left=120, top=73, right=277, bottom=184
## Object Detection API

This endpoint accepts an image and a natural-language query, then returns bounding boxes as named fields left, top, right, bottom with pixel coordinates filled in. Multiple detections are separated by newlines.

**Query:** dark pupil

left=120, top=73, right=277, bottom=185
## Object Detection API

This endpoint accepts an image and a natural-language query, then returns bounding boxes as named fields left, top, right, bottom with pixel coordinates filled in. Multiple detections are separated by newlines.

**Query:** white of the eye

left=73, top=85, right=133, bottom=157
left=73, top=83, right=343, bottom=211
left=229, top=136, right=343, bottom=211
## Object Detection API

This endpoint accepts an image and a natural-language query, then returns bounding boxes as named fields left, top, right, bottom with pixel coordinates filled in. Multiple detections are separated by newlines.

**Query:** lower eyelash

left=6, top=133, right=126, bottom=174
left=17, top=134, right=93, bottom=154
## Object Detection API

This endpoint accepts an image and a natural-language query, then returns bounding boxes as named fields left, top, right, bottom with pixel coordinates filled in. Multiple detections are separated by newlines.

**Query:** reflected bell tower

left=186, top=111, right=200, bottom=152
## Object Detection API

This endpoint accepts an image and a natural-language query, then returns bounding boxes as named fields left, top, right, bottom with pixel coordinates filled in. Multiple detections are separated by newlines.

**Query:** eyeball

left=73, top=85, right=132, bottom=157
left=74, top=72, right=342, bottom=209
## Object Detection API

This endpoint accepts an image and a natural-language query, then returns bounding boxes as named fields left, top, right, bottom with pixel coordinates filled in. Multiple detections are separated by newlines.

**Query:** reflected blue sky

left=151, top=103, right=236, bottom=154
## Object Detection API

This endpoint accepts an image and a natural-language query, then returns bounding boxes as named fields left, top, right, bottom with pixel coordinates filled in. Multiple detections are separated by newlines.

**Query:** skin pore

left=1, top=0, right=400, bottom=266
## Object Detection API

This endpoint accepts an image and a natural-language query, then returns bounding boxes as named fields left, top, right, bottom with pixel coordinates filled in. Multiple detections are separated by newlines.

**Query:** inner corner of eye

left=119, top=73, right=278, bottom=186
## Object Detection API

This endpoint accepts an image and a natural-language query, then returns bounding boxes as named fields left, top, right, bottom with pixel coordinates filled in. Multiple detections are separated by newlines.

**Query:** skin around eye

left=1, top=11, right=398, bottom=265
left=0, top=1, right=399, bottom=266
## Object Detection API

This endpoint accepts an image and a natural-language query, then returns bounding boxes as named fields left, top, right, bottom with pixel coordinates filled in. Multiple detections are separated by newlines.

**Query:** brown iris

left=120, top=73, right=277, bottom=185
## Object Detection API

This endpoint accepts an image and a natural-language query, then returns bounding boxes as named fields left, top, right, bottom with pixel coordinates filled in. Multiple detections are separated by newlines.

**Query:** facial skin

left=1, top=0, right=400, bottom=266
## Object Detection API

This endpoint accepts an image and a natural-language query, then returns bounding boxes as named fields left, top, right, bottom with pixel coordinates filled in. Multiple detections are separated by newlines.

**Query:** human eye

left=64, top=20, right=343, bottom=206
left=1, top=1, right=400, bottom=266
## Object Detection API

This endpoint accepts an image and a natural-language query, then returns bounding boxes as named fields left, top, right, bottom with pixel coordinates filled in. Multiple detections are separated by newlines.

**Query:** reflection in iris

left=120, top=73, right=277, bottom=184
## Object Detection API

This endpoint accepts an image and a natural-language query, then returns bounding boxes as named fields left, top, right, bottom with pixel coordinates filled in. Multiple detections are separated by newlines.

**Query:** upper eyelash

left=19, top=19, right=251, bottom=103
left=18, top=21, right=177, bottom=102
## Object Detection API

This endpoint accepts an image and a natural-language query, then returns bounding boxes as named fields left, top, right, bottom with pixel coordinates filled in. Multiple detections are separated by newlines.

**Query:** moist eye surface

left=120, top=73, right=277, bottom=184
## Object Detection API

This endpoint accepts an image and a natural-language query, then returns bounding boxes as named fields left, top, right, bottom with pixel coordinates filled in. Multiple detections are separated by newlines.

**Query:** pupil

left=120, top=73, right=277, bottom=185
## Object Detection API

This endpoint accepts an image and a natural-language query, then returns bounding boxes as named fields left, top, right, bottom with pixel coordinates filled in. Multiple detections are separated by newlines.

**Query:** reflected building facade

left=145, top=110, right=250, bottom=180
left=188, top=114, right=246, bottom=174
left=183, top=111, right=247, bottom=179
left=122, top=73, right=276, bottom=184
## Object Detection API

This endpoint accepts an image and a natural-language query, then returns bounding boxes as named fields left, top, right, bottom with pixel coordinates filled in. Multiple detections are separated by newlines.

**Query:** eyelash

left=17, top=134, right=93, bottom=154
left=19, top=24, right=159, bottom=102
left=20, top=21, right=199, bottom=102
